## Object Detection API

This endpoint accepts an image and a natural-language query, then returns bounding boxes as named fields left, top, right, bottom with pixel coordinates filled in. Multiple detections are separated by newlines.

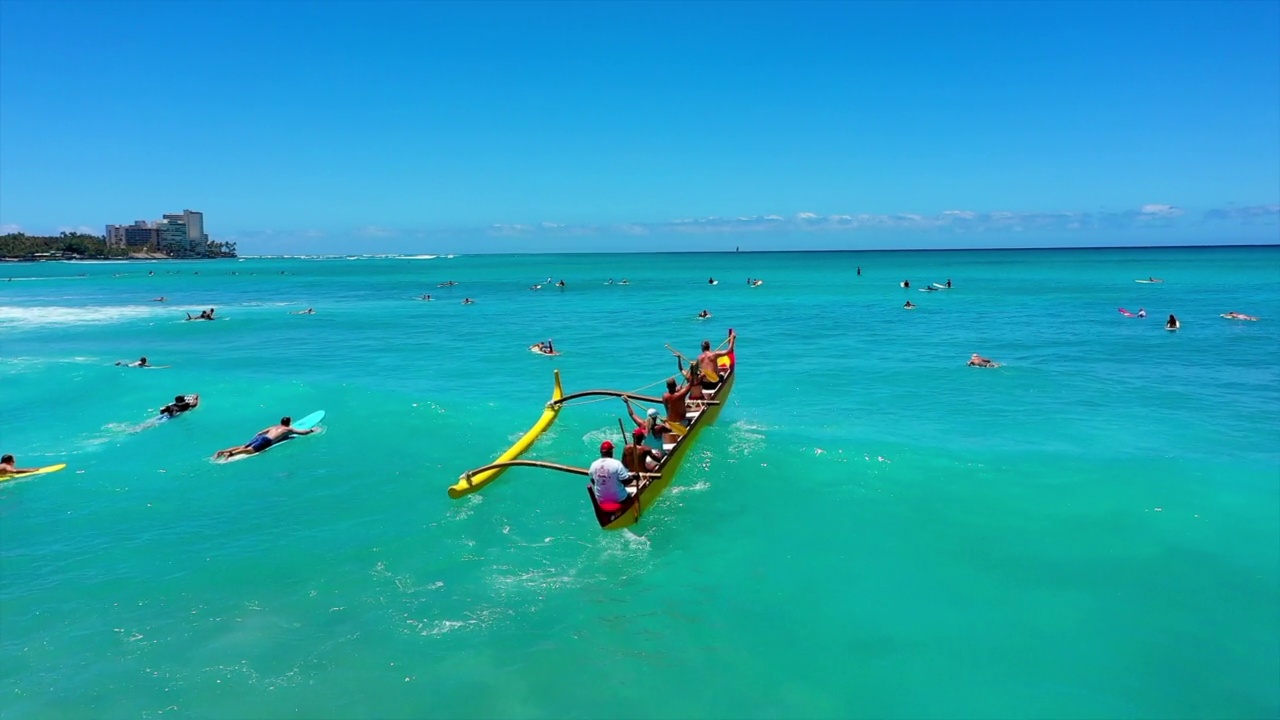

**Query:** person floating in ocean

left=185, top=308, right=215, bottom=321
left=857, top=267, right=861, bottom=276
left=588, top=440, right=633, bottom=506
left=1166, top=314, right=1180, bottom=330
left=1222, top=311, right=1259, bottom=321
left=556, top=280, right=566, bottom=288
left=462, top=298, right=475, bottom=305
left=151, top=296, right=166, bottom=302
left=619, top=278, right=629, bottom=285
left=698, top=310, right=712, bottom=319
left=290, top=308, right=315, bottom=315
left=530, top=284, right=542, bottom=290
left=532, top=339, right=555, bottom=355
left=708, top=277, right=716, bottom=285
left=903, top=301, right=916, bottom=309
left=623, top=428, right=663, bottom=473
left=747, top=277, right=753, bottom=285
left=0, top=454, right=40, bottom=475
left=1137, top=308, right=1146, bottom=318
left=945, top=278, right=952, bottom=288
left=968, top=353, right=999, bottom=368
left=1149, top=277, right=1164, bottom=283
left=213, top=416, right=314, bottom=459
left=116, top=356, right=150, bottom=368
left=419, top=294, right=432, bottom=301
left=160, top=394, right=199, bottom=418
left=902, top=279, right=910, bottom=288
left=606, top=278, right=614, bottom=285
left=148, top=271, right=155, bottom=276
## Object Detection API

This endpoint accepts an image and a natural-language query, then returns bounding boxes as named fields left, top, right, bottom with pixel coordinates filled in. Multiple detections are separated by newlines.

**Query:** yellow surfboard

left=0, top=463, right=67, bottom=484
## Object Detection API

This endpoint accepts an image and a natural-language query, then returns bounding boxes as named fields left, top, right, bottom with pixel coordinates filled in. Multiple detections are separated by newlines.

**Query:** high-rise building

left=107, top=210, right=213, bottom=256
left=106, top=220, right=159, bottom=250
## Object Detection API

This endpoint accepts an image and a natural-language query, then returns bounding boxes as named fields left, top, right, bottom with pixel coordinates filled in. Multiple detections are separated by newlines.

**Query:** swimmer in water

left=159, top=394, right=200, bottom=418
left=968, top=353, right=999, bottom=368
left=1137, top=308, right=1146, bottom=318
left=290, top=308, right=315, bottom=315
left=1166, top=314, right=1179, bottom=330
left=462, top=298, right=475, bottom=305
left=903, top=301, right=916, bottom=309
left=0, top=454, right=40, bottom=475
left=698, top=309, right=712, bottom=319
left=152, top=296, right=166, bottom=302
left=116, top=356, right=149, bottom=368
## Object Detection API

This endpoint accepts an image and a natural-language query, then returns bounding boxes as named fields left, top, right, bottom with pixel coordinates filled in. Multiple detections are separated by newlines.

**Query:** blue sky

left=1, top=0, right=1277, bottom=254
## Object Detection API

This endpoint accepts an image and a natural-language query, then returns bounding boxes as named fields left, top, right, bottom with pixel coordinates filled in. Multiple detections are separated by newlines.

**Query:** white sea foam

left=0, top=304, right=164, bottom=328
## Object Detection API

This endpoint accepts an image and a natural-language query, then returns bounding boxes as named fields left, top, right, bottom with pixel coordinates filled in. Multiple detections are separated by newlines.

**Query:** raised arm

left=621, top=398, right=644, bottom=426
left=711, top=333, right=736, bottom=359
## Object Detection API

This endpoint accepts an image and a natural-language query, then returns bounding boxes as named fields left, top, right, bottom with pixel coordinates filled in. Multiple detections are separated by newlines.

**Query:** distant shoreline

left=1, top=254, right=231, bottom=262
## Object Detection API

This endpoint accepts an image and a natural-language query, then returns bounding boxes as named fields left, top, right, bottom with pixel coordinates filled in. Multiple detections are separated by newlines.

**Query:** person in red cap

left=589, top=440, right=633, bottom=505
left=622, top=427, right=663, bottom=473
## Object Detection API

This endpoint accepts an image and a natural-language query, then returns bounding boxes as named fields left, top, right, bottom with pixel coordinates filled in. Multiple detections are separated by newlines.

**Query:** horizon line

left=224, top=241, right=1280, bottom=259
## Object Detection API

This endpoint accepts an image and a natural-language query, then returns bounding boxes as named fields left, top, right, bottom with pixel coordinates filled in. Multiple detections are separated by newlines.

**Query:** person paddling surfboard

left=213, top=416, right=315, bottom=459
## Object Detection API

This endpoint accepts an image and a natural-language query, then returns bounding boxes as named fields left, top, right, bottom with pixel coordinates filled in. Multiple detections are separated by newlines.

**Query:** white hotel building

left=106, top=209, right=209, bottom=256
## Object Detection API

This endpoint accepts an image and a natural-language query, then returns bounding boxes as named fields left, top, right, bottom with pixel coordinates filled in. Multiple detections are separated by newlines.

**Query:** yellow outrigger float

left=451, top=332, right=736, bottom=529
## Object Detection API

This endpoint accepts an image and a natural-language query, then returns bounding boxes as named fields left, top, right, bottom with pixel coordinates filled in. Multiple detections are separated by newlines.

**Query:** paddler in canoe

left=623, top=398, right=673, bottom=449
left=662, top=375, right=694, bottom=436
left=623, top=428, right=663, bottom=472
left=695, top=332, right=736, bottom=394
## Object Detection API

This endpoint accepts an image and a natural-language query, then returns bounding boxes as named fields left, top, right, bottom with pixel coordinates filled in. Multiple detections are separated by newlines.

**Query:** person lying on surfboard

left=968, top=353, right=999, bottom=368
left=116, top=356, right=150, bottom=368
left=160, top=394, right=199, bottom=419
left=213, top=416, right=315, bottom=459
left=0, top=454, right=39, bottom=475
left=698, top=310, right=711, bottom=319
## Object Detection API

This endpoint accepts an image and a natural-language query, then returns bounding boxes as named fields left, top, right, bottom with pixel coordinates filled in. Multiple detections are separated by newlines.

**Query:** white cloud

left=356, top=225, right=397, bottom=238
left=0, top=223, right=21, bottom=234
left=796, top=212, right=819, bottom=219
left=1139, top=204, right=1183, bottom=217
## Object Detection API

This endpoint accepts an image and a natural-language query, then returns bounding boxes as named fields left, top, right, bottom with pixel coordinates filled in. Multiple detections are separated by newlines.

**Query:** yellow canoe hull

left=448, top=371, right=564, bottom=498
left=596, top=355, right=736, bottom=530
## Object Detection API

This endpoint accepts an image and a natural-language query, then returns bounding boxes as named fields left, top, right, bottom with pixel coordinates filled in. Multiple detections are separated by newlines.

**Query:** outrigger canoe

left=451, top=332, right=736, bottom=529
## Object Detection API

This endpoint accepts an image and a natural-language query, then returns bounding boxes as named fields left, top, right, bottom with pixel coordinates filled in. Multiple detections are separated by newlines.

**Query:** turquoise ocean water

left=2, top=247, right=1278, bottom=719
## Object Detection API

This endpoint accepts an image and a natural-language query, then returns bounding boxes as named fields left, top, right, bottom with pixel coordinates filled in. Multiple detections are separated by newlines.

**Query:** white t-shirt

left=588, top=457, right=632, bottom=504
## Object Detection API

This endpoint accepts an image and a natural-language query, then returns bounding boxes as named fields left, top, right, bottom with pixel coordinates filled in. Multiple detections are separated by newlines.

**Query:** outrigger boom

left=449, top=331, right=737, bottom=529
